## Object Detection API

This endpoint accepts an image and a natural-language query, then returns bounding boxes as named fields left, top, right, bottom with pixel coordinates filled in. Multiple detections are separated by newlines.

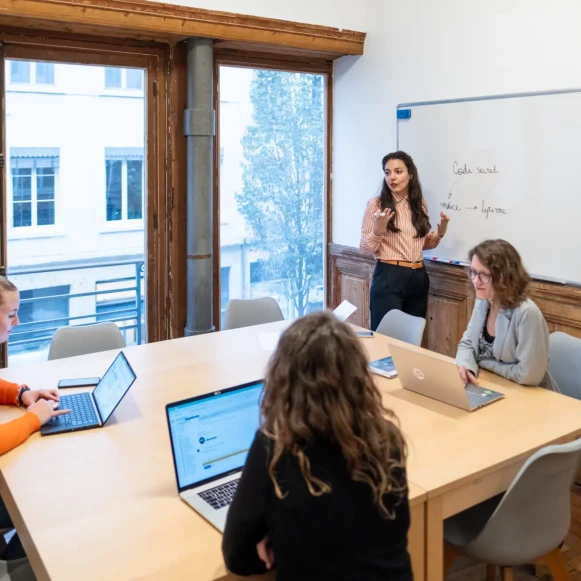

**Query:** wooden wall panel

left=329, top=243, right=581, bottom=355
left=329, top=244, right=374, bottom=327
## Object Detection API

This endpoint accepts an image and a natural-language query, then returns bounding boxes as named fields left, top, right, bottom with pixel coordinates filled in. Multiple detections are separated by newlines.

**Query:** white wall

left=165, top=0, right=368, bottom=30
left=160, top=0, right=581, bottom=246
left=332, top=0, right=581, bottom=247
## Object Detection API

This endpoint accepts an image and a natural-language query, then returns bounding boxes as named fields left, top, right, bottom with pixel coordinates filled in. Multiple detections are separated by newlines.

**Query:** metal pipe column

left=184, top=37, right=215, bottom=336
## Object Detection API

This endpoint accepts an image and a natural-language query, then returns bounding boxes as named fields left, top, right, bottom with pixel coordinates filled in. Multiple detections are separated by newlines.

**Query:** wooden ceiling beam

left=0, top=0, right=366, bottom=57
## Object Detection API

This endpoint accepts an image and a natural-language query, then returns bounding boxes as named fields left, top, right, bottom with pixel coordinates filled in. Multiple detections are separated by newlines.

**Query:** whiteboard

left=397, top=89, right=581, bottom=285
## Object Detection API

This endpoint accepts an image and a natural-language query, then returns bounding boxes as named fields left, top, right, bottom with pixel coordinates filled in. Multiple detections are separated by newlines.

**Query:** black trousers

left=0, top=495, right=25, bottom=560
left=369, top=262, right=429, bottom=331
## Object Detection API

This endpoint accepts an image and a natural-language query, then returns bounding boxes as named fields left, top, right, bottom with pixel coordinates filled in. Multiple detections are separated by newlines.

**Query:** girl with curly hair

left=456, top=239, right=557, bottom=391
left=222, top=310, right=412, bottom=581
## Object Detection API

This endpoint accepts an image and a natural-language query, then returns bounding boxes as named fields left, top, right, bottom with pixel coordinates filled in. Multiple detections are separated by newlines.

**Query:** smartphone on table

left=355, top=331, right=374, bottom=338
left=57, top=377, right=100, bottom=389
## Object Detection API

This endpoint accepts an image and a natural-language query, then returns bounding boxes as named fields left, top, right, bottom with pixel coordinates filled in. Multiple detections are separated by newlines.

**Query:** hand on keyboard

left=28, top=399, right=71, bottom=426
left=458, top=365, right=479, bottom=386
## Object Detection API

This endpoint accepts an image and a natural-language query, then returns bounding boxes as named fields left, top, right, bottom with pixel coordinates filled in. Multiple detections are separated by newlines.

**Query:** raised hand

left=437, top=212, right=450, bottom=237
left=372, top=209, right=395, bottom=236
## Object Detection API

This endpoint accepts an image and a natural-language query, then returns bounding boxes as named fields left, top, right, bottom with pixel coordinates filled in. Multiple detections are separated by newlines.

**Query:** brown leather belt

left=380, top=259, right=424, bottom=269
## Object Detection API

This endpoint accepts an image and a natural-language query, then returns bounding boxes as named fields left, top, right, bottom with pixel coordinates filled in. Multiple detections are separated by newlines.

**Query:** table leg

left=409, top=502, right=425, bottom=581
left=426, top=497, right=444, bottom=581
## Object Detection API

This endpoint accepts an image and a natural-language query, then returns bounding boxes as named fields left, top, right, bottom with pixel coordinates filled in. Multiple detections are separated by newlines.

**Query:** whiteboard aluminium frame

left=395, top=88, right=581, bottom=287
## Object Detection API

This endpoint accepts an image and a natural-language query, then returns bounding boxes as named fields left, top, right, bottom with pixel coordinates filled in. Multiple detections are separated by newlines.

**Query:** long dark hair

left=261, top=311, right=407, bottom=519
left=379, top=151, right=430, bottom=238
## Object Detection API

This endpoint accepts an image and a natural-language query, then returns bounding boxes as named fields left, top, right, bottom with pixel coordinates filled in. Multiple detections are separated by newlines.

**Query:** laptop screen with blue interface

left=168, top=382, right=263, bottom=490
left=93, top=352, right=137, bottom=423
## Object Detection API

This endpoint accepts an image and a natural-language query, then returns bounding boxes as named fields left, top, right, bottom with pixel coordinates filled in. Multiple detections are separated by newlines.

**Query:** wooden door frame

left=0, top=30, right=172, bottom=367
left=212, top=51, right=333, bottom=329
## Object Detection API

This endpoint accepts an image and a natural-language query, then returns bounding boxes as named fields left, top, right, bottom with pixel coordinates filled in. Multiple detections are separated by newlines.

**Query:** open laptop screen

left=167, top=381, right=263, bottom=491
left=93, top=352, right=137, bottom=424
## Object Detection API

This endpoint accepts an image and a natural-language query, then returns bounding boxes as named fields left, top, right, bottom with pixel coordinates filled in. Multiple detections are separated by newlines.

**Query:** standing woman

left=360, top=151, right=450, bottom=331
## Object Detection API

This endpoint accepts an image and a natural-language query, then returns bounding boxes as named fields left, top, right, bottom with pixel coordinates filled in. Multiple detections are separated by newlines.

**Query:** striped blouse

left=360, top=195, right=441, bottom=262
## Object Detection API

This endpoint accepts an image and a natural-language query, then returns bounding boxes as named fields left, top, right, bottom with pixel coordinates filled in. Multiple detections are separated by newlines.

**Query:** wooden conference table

left=1, top=321, right=581, bottom=581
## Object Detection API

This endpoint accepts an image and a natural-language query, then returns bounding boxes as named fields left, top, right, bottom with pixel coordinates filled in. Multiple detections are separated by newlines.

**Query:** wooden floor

left=447, top=484, right=581, bottom=581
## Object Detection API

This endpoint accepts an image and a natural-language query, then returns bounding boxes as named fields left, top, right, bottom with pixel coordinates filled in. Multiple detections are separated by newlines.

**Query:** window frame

left=0, top=32, right=171, bottom=371
left=104, top=66, right=144, bottom=91
left=212, top=51, right=333, bottom=330
left=104, top=151, right=145, bottom=226
left=8, top=60, right=55, bottom=85
left=8, top=154, right=60, bottom=236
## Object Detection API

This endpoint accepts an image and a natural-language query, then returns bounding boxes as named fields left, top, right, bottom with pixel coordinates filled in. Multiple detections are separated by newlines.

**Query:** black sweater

left=222, top=430, right=412, bottom=581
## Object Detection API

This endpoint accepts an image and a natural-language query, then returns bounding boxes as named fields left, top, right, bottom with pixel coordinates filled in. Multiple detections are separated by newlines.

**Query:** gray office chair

left=444, top=437, right=581, bottom=581
left=375, top=309, right=426, bottom=346
left=223, top=297, right=284, bottom=331
left=549, top=332, right=581, bottom=399
left=48, top=322, right=126, bottom=360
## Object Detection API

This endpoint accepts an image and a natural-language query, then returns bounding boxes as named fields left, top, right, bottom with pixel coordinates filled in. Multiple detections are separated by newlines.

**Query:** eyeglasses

left=466, top=268, right=492, bottom=284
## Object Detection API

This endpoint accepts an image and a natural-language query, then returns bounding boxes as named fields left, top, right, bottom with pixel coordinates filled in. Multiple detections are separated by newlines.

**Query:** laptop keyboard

left=467, top=390, right=487, bottom=408
left=466, top=384, right=497, bottom=409
left=57, top=393, right=99, bottom=427
left=198, top=480, right=239, bottom=510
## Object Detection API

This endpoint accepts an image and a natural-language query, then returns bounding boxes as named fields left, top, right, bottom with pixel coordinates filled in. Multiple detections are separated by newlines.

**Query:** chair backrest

left=465, top=437, right=581, bottom=564
left=549, top=331, right=581, bottom=399
left=48, top=322, right=126, bottom=360
left=376, top=309, right=426, bottom=346
left=223, top=297, right=284, bottom=331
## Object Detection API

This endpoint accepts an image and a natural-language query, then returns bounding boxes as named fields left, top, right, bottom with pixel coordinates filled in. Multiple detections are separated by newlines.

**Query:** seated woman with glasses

left=456, top=239, right=558, bottom=390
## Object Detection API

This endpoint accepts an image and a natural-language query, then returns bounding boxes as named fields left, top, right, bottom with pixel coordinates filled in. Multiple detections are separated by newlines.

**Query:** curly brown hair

left=468, top=239, right=530, bottom=309
left=261, top=310, right=407, bottom=518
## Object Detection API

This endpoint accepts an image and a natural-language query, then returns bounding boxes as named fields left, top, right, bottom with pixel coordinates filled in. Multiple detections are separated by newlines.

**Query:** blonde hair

left=0, top=276, right=17, bottom=307
left=261, top=311, right=407, bottom=518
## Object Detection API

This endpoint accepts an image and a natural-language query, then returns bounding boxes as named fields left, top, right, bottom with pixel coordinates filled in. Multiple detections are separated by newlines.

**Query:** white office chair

left=48, top=322, right=126, bottom=360
left=444, top=437, right=581, bottom=581
left=375, top=309, right=426, bottom=346
left=223, top=297, right=284, bottom=331
left=549, top=332, right=581, bottom=399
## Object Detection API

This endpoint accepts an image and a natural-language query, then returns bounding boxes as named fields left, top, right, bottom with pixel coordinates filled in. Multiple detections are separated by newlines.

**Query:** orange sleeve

left=0, top=413, right=41, bottom=455
left=0, top=378, right=22, bottom=406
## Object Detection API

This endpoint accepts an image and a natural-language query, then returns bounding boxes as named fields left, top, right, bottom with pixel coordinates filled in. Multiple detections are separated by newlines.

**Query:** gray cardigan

left=456, top=298, right=558, bottom=391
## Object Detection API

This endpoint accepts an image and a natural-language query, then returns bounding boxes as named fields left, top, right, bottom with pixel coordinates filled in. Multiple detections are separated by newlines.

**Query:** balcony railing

left=7, top=258, right=145, bottom=358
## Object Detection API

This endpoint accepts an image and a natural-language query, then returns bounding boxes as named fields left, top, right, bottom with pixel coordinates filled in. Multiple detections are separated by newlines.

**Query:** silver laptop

left=387, top=342, right=504, bottom=411
left=166, top=379, right=263, bottom=532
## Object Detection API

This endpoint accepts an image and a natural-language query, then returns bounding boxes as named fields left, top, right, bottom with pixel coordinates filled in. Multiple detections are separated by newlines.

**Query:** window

left=104, top=67, right=144, bottom=90
left=250, top=260, right=270, bottom=284
left=218, top=66, right=326, bottom=321
left=10, top=61, right=29, bottom=83
left=9, top=61, right=54, bottom=85
left=105, top=148, right=144, bottom=222
left=10, top=148, right=59, bottom=228
left=35, top=63, right=55, bottom=84
left=220, top=267, right=231, bottom=328
left=8, top=285, right=70, bottom=353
